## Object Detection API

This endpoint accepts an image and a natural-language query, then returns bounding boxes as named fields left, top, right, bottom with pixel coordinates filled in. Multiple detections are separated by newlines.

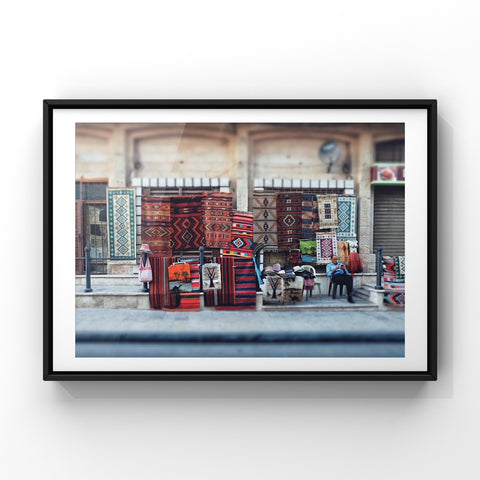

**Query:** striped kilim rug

left=337, top=195, right=357, bottom=239
left=301, top=193, right=319, bottom=239
left=202, top=192, right=233, bottom=248
left=253, top=193, right=278, bottom=250
left=141, top=196, right=172, bottom=256
left=177, top=293, right=201, bottom=311
left=149, top=256, right=175, bottom=309
left=317, top=195, right=338, bottom=230
left=232, top=257, right=257, bottom=309
left=107, top=188, right=136, bottom=259
left=276, top=193, right=302, bottom=250
left=316, top=232, right=338, bottom=264
left=170, top=195, right=205, bottom=250
left=223, top=211, right=254, bottom=258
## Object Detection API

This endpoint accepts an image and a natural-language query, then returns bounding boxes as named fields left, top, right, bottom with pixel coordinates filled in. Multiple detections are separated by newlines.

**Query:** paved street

left=76, top=308, right=405, bottom=358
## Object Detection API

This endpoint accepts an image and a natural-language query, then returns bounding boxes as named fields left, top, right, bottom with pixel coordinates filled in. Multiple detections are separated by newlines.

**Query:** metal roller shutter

left=373, top=186, right=405, bottom=256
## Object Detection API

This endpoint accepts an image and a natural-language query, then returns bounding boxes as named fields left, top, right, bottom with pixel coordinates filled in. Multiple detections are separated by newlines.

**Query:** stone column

left=107, top=125, right=136, bottom=274
left=235, top=125, right=250, bottom=211
left=357, top=132, right=376, bottom=273
left=109, top=125, right=128, bottom=188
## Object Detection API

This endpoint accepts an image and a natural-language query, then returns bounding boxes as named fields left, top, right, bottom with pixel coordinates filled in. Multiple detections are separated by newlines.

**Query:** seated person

left=326, top=254, right=355, bottom=303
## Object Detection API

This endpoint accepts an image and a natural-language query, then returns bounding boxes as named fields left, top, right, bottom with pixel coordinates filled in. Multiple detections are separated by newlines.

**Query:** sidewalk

left=76, top=308, right=405, bottom=358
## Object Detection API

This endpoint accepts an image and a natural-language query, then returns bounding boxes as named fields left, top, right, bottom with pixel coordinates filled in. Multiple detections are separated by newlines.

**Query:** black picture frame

left=44, top=99, right=437, bottom=381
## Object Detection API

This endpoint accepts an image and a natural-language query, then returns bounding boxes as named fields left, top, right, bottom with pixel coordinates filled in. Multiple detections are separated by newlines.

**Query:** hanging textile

left=107, top=188, right=136, bottom=259
left=253, top=193, right=278, bottom=250
left=232, top=257, right=257, bottom=309
left=223, top=211, right=254, bottom=258
left=317, top=195, right=338, bottom=230
left=149, top=256, right=175, bottom=309
left=141, top=196, right=172, bottom=256
left=337, top=240, right=350, bottom=265
left=264, top=275, right=285, bottom=303
left=301, top=193, right=320, bottom=239
left=201, top=192, right=233, bottom=248
left=316, top=232, right=338, bottom=264
left=337, top=195, right=358, bottom=239
left=202, top=262, right=222, bottom=290
left=276, top=192, right=302, bottom=250
left=170, top=195, right=205, bottom=250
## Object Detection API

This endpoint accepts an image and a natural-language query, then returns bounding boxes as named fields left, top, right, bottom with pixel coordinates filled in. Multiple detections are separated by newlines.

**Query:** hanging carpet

left=202, top=192, right=233, bottom=249
left=170, top=195, right=205, bottom=250
left=316, top=232, right=338, bottom=264
left=223, top=211, right=254, bottom=258
left=229, top=257, right=257, bottom=309
left=149, top=256, right=176, bottom=310
left=253, top=193, right=278, bottom=250
left=337, top=195, right=357, bottom=239
left=317, top=195, right=339, bottom=230
left=107, top=188, right=136, bottom=259
left=301, top=193, right=320, bottom=240
left=141, top=196, right=172, bottom=256
left=276, top=192, right=302, bottom=250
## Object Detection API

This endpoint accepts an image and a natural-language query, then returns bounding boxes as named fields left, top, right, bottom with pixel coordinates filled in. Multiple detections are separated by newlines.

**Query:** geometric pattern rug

left=253, top=193, right=278, bottom=250
left=223, top=211, right=254, bottom=258
left=337, top=195, right=357, bottom=239
left=170, top=195, right=205, bottom=251
left=276, top=193, right=302, bottom=250
left=301, top=193, right=319, bottom=239
left=317, top=195, right=339, bottom=230
left=141, top=196, right=172, bottom=256
left=316, top=232, right=338, bottom=264
left=202, top=192, right=233, bottom=249
left=107, top=188, right=136, bottom=259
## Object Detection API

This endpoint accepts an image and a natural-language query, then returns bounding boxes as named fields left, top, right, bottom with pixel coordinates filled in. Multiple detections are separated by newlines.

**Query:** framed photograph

left=44, top=99, right=437, bottom=380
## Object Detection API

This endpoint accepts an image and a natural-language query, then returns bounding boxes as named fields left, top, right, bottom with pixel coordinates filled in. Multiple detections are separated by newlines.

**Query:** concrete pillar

left=235, top=125, right=250, bottom=211
left=357, top=132, right=376, bottom=272
left=109, top=125, right=127, bottom=187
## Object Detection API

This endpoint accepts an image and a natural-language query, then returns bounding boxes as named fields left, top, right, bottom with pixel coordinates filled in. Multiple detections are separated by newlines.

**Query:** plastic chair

left=302, top=265, right=320, bottom=298
left=328, top=278, right=344, bottom=298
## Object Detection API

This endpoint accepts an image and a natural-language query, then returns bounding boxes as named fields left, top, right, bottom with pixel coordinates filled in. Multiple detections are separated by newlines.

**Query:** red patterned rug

left=276, top=193, right=302, bottom=250
left=170, top=195, right=205, bottom=250
left=177, top=292, right=201, bottom=311
left=202, top=192, right=233, bottom=248
left=230, top=257, right=257, bottom=309
left=141, top=196, right=172, bottom=256
left=149, top=256, right=176, bottom=309
left=223, top=211, right=254, bottom=258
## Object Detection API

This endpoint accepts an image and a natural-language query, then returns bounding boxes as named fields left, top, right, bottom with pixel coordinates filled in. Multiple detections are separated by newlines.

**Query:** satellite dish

left=319, top=141, right=341, bottom=173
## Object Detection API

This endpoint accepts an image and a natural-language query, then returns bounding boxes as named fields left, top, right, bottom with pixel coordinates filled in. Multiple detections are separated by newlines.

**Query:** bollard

left=84, top=244, right=92, bottom=292
left=199, top=246, right=205, bottom=292
left=375, top=245, right=383, bottom=290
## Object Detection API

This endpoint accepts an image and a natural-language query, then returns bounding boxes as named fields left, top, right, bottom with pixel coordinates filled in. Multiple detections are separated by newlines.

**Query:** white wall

left=0, top=1, right=473, bottom=479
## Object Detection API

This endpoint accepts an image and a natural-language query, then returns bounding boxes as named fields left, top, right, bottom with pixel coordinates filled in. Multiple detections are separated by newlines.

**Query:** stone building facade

left=75, top=122, right=405, bottom=275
